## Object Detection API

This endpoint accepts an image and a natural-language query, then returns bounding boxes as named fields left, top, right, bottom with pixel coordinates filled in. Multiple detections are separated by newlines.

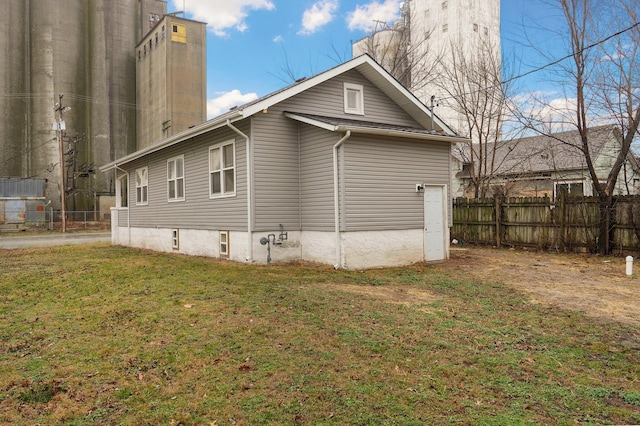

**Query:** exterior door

left=424, top=185, right=447, bottom=261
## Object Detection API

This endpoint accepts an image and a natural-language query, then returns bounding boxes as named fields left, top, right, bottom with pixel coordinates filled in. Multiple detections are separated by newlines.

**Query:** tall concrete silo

left=0, top=0, right=167, bottom=212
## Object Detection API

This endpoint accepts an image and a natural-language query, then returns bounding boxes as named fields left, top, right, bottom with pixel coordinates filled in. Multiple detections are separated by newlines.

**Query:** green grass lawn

left=1, top=244, right=639, bottom=425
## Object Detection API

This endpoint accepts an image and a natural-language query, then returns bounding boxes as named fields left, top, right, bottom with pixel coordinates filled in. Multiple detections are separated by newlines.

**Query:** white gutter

left=225, top=119, right=253, bottom=262
left=333, top=130, right=351, bottom=269
left=114, top=164, right=131, bottom=245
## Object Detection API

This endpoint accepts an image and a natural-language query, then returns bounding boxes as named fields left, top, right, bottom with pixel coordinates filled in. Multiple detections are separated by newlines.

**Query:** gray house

left=452, top=125, right=640, bottom=199
left=100, top=55, right=467, bottom=269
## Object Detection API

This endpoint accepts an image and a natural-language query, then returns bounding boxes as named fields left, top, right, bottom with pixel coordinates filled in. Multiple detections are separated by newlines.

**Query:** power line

left=0, top=92, right=139, bottom=109
left=437, top=20, right=640, bottom=104
left=503, top=20, right=640, bottom=87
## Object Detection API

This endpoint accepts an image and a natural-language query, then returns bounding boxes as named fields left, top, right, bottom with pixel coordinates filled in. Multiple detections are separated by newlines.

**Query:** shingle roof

left=455, top=125, right=619, bottom=177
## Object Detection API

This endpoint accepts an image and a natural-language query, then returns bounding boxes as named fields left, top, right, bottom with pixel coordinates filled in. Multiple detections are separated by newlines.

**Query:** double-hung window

left=210, top=141, right=236, bottom=197
left=343, top=82, right=364, bottom=115
left=167, top=156, right=185, bottom=201
left=135, top=167, right=148, bottom=205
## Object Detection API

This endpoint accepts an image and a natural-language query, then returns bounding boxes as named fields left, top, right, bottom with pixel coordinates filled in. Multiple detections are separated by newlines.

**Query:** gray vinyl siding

left=125, top=123, right=249, bottom=231
left=342, top=135, right=451, bottom=231
left=300, top=125, right=338, bottom=231
left=250, top=69, right=423, bottom=231
left=280, top=69, right=421, bottom=127
left=251, top=113, right=301, bottom=231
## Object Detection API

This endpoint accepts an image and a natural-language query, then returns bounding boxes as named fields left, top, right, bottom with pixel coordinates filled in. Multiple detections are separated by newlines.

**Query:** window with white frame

left=555, top=181, right=584, bottom=199
left=117, top=174, right=129, bottom=208
left=343, top=82, right=364, bottom=115
left=219, top=230, right=229, bottom=257
left=209, top=141, right=236, bottom=197
left=135, top=167, right=148, bottom=205
left=167, top=156, right=185, bottom=201
left=172, top=229, right=179, bottom=249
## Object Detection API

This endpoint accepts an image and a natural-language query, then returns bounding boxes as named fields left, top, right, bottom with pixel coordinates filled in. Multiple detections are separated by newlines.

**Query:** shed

left=0, top=177, right=47, bottom=230
left=100, top=55, right=468, bottom=268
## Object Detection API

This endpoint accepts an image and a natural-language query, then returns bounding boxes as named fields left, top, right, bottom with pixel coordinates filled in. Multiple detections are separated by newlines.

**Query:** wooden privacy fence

left=452, top=196, right=640, bottom=255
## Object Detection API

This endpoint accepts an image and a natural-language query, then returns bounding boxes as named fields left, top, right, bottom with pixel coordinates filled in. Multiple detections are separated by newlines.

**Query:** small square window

left=442, top=23, right=448, bottom=33
left=473, top=23, right=478, bottom=32
left=343, top=82, right=364, bottom=115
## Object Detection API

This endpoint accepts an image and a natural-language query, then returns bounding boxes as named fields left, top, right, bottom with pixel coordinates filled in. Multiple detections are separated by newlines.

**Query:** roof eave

left=99, top=110, right=243, bottom=172
left=335, top=125, right=468, bottom=143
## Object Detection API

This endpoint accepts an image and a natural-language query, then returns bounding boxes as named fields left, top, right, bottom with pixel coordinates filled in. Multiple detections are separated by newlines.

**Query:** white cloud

left=207, top=90, right=259, bottom=118
left=273, top=35, right=284, bottom=43
left=174, top=0, right=275, bottom=36
left=346, top=0, right=403, bottom=32
left=299, top=0, right=339, bottom=35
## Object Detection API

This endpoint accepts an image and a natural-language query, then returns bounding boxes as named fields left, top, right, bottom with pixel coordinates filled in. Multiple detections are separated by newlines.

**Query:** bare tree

left=440, top=38, right=521, bottom=198
left=351, top=17, right=444, bottom=97
left=519, top=0, right=640, bottom=253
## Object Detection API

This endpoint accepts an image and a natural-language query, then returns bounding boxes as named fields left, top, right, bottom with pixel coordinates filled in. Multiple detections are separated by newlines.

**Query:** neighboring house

left=452, top=125, right=640, bottom=199
left=100, top=55, right=468, bottom=269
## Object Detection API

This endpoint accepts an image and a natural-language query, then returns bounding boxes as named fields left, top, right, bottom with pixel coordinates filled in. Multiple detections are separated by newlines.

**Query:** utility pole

left=54, top=93, right=70, bottom=233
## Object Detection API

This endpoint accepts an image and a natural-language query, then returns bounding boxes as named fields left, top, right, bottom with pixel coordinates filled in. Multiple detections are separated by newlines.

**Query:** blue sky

left=167, top=0, right=567, bottom=119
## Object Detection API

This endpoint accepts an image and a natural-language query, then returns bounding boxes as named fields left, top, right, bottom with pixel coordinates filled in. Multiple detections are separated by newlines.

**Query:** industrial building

left=353, top=0, right=501, bottom=136
left=0, top=0, right=205, bottom=215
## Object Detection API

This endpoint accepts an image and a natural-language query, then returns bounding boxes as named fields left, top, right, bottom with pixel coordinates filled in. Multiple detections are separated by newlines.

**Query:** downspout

left=226, top=119, right=253, bottom=262
left=333, top=131, right=351, bottom=269
left=114, top=164, right=131, bottom=245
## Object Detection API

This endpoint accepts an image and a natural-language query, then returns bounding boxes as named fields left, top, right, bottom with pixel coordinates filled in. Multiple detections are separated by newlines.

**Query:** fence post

left=495, top=197, right=502, bottom=248
left=558, top=192, right=565, bottom=251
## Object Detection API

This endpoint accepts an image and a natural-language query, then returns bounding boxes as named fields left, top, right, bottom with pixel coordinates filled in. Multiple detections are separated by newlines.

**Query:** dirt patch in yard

left=432, top=246, right=640, bottom=327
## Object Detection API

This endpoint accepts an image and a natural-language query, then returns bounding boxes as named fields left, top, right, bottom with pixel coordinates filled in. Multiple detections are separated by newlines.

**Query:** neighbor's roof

left=454, top=125, right=627, bottom=177
left=101, top=54, right=461, bottom=171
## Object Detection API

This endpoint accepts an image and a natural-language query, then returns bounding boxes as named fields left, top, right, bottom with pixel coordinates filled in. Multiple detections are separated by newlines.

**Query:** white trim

left=209, top=140, right=237, bottom=199
left=554, top=180, right=586, bottom=199
left=219, top=230, right=229, bottom=257
left=135, top=166, right=149, bottom=205
left=167, top=155, right=185, bottom=202
left=116, top=172, right=129, bottom=208
left=171, top=228, right=180, bottom=249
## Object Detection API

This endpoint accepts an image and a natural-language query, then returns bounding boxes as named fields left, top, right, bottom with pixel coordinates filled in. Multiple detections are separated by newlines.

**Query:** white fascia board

left=353, top=57, right=457, bottom=136
left=335, top=125, right=469, bottom=143
left=283, top=112, right=338, bottom=132
left=285, top=112, right=468, bottom=144
left=241, top=55, right=374, bottom=118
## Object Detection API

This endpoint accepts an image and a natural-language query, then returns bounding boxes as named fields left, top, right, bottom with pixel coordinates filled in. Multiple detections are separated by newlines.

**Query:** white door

left=424, top=185, right=446, bottom=261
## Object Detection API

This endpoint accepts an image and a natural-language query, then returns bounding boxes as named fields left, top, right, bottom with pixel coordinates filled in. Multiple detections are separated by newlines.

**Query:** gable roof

left=101, top=54, right=463, bottom=171
left=454, top=125, right=633, bottom=177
